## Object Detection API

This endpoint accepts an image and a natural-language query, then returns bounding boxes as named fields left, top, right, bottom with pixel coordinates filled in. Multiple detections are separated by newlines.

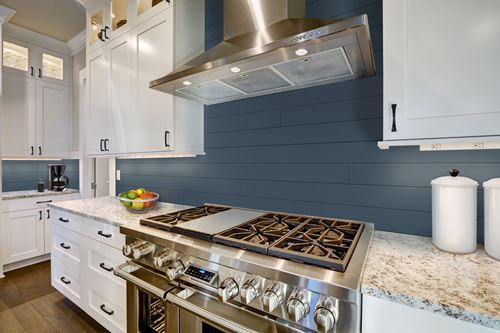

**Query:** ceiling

left=0, top=0, right=85, bottom=42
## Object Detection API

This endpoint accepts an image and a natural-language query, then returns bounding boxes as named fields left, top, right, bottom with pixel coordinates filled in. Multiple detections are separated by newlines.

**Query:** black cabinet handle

left=38, top=68, right=42, bottom=79
left=99, top=29, right=105, bottom=41
left=391, top=104, right=397, bottom=132
left=104, top=139, right=109, bottom=151
left=31, top=146, right=34, bottom=156
left=30, top=66, right=34, bottom=76
left=99, top=263, right=113, bottom=272
left=97, top=230, right=112, bottom=238
left=100, top=139, right=104, bottom=152
left=59, top=217, right=69, bottom=223
left=60, top=276, right=71, bottom=285
left=39, top=211, right=43, bottom=220
left=60, top=243, right=71, bottom=250
left=36, top=199, right=52, bottom=204
left=104, top=26, right=110, bottom=39
left=164, top=131, right=170, bottom=147
left=47, top=209, right=50, bottom=219
left=38, top=146, right=42, bottom=155
left=100, top=304, right=114, bottom=316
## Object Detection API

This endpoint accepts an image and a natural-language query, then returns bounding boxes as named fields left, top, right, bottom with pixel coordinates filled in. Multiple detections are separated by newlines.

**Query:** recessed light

left=295, top=48, right=308, bottom=56
left=230, top=67, right=241, bottom=73
left=182, top=80, right=192, bottom=86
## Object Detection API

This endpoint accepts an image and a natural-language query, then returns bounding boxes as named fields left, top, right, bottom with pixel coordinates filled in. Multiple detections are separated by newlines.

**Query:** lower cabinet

left=51, top=209, right=126, bottom=333
left=362, top=294, right=497, bottom=333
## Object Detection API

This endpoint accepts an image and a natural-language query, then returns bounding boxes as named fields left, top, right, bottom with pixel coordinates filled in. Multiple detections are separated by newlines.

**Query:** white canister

left=431, top=169, right=478, bottom=254
left=484, top=178, right=500, bottom=260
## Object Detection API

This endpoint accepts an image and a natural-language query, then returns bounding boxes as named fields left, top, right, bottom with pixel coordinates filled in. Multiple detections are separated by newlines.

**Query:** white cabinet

left=85, top=0, right=205, bottom=158
left=362, top=295, right=498, bottom=333
left=381, top=0, right=500, bottom=147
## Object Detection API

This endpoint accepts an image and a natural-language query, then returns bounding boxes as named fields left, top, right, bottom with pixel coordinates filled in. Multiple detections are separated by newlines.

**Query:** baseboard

left=3, top=254, right=51, bottom=273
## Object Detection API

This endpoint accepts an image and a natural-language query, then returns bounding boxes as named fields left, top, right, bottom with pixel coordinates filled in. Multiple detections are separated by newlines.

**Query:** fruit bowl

left=118, top=191, right=159, bottom=214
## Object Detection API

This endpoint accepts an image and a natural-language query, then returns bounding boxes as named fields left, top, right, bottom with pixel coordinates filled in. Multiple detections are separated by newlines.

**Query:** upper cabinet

left=380, top=0, right=500, bottom=150
left=86, top=0, right=205, bottom=157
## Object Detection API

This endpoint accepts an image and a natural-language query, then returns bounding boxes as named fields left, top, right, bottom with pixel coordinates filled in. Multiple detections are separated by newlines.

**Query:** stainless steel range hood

left=150, top=0, right=375, bottom=105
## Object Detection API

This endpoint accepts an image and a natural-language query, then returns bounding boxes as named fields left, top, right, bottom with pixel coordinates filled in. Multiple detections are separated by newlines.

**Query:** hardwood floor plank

left=0, top=309, right=27, bottom=333
left=11, top=302, right=55, bottom=333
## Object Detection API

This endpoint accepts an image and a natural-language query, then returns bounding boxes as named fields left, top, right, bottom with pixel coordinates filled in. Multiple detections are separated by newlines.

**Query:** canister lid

left=483, top=178, right=500, bottom=188
left=431, top=169, right=478, bottom=188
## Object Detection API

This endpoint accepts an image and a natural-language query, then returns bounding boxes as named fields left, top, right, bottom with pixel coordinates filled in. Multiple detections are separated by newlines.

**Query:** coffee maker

left=48, top=164, right=69, bottom=191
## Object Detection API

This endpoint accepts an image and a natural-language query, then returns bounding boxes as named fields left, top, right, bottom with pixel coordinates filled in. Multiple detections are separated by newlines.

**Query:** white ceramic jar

left=431, top=169, right=478, bottom=254
left=483, top=178, right=500, bottom=260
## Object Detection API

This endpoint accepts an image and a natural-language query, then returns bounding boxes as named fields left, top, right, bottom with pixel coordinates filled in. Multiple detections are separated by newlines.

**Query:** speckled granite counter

left=48, top=196, right=191, bottom=226
left=362, top=231, right=500, bottom=330
left=1, top=188, right=79, bottom=200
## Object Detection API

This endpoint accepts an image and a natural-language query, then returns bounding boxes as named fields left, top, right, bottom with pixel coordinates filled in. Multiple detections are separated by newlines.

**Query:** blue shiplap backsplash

left=112, top=0, right=499, bottom=243
left=2, top=160, right=79, bottom=192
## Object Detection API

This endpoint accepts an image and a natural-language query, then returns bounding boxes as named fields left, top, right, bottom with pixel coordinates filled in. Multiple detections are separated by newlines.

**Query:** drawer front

left=86, top=278, right=126, bottom=333
left=52, top=224, right=83, bottom=266
left=51, top=209, right=125, bottom=250
left=52, top=256, right=82, bottom=305
left=85, top=236, right=126, bottom=287
left=2, top=194, right=79, bottom=212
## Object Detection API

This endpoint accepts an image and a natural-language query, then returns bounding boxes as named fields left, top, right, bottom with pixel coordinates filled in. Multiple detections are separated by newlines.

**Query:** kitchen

left=0, top=0, right=499, bottom=333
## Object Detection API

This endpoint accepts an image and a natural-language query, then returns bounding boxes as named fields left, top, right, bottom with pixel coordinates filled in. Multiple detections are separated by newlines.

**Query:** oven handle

left=114, top=262, right=171, bottom=301
left=167, top=291, right=260, bottom=333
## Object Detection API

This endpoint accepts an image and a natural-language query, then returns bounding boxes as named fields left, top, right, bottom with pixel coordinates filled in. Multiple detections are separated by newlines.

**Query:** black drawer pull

left=99, top=263, right=113, bottom=272
left=97, top=230, right=112, bottom=238
left=39, top=211, right=43, bottom=221
left=36, top=199, right=53, bottom=204
left=47, top=209, right=50, bottom=219
left=60, top=276, right=71, bottom=285
left=59, top=217, right=69, bottom=223
left=60, top=243, right=71, bottom=250
left=100, top=304, right=114, bottom=316
left=391, top=104, right=397, bottom=132
left=164, top=130, right=170, bottom=147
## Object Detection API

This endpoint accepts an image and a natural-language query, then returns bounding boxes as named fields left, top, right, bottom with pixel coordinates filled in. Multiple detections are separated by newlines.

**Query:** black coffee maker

left=48, top=164, right=69, bottom=191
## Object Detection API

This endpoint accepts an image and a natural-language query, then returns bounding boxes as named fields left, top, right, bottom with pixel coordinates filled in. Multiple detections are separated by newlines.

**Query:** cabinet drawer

left=2, top=194, right=78, bottom=212
left=52, top=256, right=82, bottom=305
left=52, top=224, right=83, bottom=266
left=86, top=277, right=126, bottom=333
left=85, top=236, right=126, bottom=287
left=51, top=209, right=125, bottom=250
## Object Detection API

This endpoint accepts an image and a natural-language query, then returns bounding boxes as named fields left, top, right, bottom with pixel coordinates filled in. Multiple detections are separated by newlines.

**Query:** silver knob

left=166, top=260, right=185, bottom=281
left=314, top=296, right=338, bottom=332
left=132, top=242, right=155, bottom=259
left=286, top=288, right=311, bottom=322
left=262, top=281, right=286, bottom=312
left=217, top=278, right=239, bottom=303
left=240, top=276, right=263, bottom=304
left=153, top=250, right=177, bottom=269
left=122, top=240, right=146, bottom=257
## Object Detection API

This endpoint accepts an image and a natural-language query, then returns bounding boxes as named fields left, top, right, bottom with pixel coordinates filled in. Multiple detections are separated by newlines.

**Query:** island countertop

left=48, top=196, right=191, bottom=226
left=361, top=231, right=500, bottom=330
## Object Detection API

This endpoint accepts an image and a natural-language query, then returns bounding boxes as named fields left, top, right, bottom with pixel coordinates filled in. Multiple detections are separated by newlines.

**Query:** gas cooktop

left=140, top=204, right=365, bottom=272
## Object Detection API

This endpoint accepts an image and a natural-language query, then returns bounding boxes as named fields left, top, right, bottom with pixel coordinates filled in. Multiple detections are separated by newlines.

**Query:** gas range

left=115, top=204, right=374, bottom=333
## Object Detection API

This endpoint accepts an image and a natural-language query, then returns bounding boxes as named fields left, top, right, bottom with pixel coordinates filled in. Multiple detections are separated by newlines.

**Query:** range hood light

left=182, top=80, right=192, bottom=86
left=295, top=48, right=308, bottom=56
left=230, top=66, right=241, bottom=73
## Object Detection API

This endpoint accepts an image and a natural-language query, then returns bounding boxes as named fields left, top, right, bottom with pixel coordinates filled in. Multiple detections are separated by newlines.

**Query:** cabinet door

left=87, top=48, right=109, bottom=155
left=130, top=8, right=174, bottom=153
left=35, top=80, right=70, bottom=158
left=87, top=0, right=109, bottom=54
left=39, top=48, right=70, bottom=86
left=0, top=72, right=36, bottom=157
left=135, top=0, right=172, bottom=26
left=383, top=0, right=500, bottom=141
left=107, top=32, right=132, bottom=154
left=108, top=0, right=132, bottom=39
left=2, top=38, right=33, bottom=78
left=2, top=209, right=45, bottom=264
left=44, top=208, right=52, bottom=254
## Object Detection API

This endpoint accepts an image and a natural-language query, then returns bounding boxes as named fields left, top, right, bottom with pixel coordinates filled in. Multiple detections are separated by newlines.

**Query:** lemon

left=132, top=200, right=144, bottom=210
left=136, top=188, right=146, bottom=196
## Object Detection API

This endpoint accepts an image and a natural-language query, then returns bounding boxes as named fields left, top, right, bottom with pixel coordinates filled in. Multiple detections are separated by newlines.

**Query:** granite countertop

left=1, top=188, right=80, bottom=201
left=362, top=231, right=500, bottom=330
left=48, top=196, right=191, bottom=226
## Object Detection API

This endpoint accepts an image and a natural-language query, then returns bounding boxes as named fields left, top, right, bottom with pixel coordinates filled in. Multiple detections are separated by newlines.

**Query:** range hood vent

left=150, top=0, right=375, bottom=105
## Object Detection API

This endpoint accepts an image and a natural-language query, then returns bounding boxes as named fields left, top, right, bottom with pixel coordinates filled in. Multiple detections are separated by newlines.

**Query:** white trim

left=2, top=254, right=51, bottom=273
left=74, top=0, right=94, bottom=8
left=378, top=136, right=500, bottom=151
left=68, top=29, right=86, bottom=55
left=3, top=22, right=72, bottom=55
left=0, top=5, right=16, bottom=22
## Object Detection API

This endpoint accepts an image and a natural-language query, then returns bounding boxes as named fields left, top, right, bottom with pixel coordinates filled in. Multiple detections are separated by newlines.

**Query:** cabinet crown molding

left=0, top=4, right=15, bottom=22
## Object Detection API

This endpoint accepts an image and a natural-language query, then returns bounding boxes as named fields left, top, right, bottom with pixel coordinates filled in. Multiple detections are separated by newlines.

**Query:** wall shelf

left=378, top=136, right=500, bottom=151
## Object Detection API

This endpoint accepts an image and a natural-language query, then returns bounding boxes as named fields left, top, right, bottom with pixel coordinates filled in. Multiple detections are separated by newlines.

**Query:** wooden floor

left=0, top=261, right=108, bottom=333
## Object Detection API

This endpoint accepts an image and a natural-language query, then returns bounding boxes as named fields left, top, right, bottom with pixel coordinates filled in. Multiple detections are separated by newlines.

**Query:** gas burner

left=213, top=213, right=309, bottom=254
left=268, top=219, right=364, bottom=272
left=140, top=205, right=230, bottom=231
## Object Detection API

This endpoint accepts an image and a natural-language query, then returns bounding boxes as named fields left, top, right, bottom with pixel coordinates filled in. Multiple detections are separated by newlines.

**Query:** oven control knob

left=217, top=278, right=239, bottom=303
left=122, top=240, right=146, bottom=257
left=286, top=288, right=311, bottom=322
left=166, top=260, right=185, bottom=281
left=240, top=276, right=263, bottom=304
left=262, top=281, right=286, bottom=312
left=314, top=296, right=338, bottom=332
left=153, top=250, right=177, bottom=269
left=132, top=242, right=155, bottom=260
